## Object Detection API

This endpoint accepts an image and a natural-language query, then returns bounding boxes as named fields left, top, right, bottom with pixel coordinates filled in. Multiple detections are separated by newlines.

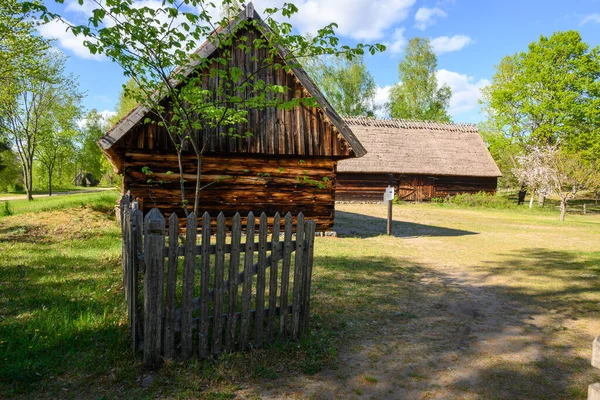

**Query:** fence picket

left=267, top=212, right=280, bottom=343
left=240, top=212, right=255, bottom=350
left=120, top=193, right=130, bottom=284
left=131, top=206, right=143, bottom=352
left=291, top=213, right=305, bottom=340
left=164, top=213, right=179, bottom=360
left=120, top=193, right=316, bottom=366
left=181, top=213, right=197, bottom=360
left=199, top=213, right=211, bottom=359
left=143, top=208, right=165, bottom=369
left=226, top=213, right=242, bottom=353
left=255, top=213, right=268, bottom=348
left=279, top=212, right=293, bottom=338
left=212, top=213, right=226, bottom=356
left=301, top=221, right=316, bottom=335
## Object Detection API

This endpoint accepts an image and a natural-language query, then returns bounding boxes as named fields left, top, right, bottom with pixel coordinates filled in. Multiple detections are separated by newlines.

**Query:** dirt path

left=0, top=187, right=115, bottom=201
left=237, top=204, right=599, bottom=399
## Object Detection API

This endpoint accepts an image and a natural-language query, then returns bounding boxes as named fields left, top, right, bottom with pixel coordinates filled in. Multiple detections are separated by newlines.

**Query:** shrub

left=1, top=201, right=13, bottom=217
left=444, top=192, right=516, bottom=209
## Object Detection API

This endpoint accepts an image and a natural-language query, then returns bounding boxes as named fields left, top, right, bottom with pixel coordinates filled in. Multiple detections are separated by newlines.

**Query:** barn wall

left=112, top=27, right=353, bottom=160
left=336, top=173, right=498, bottom=202
left=122, top=152, right=336, bottom=231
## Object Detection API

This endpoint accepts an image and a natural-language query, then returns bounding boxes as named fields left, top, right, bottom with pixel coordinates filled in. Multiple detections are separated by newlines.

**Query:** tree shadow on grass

left=256, top=248, right=598, bottom=399
left=334, top=210, right=478, bottom=238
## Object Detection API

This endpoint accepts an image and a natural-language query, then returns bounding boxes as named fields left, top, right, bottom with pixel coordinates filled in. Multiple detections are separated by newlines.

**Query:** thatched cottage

left=336, top=117, right=501, bottom=202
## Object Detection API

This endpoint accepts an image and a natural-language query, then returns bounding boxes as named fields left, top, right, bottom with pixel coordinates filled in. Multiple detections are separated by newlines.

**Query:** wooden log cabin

left=98, top=4, right=366, bottom=231
left=337, top=117, right=501, bottom=202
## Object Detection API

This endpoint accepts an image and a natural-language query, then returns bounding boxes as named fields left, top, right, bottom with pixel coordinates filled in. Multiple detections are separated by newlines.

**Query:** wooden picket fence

left=120, top=194, right=316, bottom=369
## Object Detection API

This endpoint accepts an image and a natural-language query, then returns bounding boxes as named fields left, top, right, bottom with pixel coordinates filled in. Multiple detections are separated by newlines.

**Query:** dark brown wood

left=279, top=212, right=293, bottom=337
left=267, top=212, right=280, bottom=342
left=337, top=173, right=498, bottom=202
left=240, top=212, right=255, bottom=349
left=291, top=213, right=305, bottom=340
left=143, top=208, right=165, bottom=369
left=301, top=220, right=316, bottom=335
left=254, top=213, right=268, bottom=348
left=226, top=213, right=241, bottom=352
left=212, top=213, right=226, bottom=356
left=164, top=213, right=179, bottom=360
left=199, top=213, right=211, bottom=359
left=181, top=213, right=197, bottom=360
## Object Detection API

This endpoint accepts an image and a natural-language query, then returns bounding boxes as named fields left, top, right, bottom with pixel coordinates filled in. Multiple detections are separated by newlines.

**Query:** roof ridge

left=342, top=116, right=479, bottom=133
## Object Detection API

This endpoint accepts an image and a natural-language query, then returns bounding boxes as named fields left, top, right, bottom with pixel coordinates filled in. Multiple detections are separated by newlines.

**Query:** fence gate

left=120, top=194, right=317, bottom=369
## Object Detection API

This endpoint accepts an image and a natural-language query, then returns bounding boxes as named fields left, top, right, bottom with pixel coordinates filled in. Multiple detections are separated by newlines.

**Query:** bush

left=7, top=183, right=24, bottom=193
left=1, top=201, right=13, bottom=217
left=443, top=192, right=516, bottom=209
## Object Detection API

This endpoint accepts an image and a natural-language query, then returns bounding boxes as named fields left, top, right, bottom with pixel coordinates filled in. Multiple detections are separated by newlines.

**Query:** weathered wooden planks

left=123, top=200, right=316, bottom=367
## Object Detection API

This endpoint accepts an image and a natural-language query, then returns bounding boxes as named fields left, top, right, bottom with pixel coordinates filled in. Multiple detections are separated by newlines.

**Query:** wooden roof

left=337, top=117, right=502, bottom=177
left=98, top=3, right=365, bottom=158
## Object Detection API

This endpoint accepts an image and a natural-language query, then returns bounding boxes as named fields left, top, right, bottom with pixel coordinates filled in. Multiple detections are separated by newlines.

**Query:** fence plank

left=131, top=206, right=143, bottom=353
left=226, top=213, right=242, bottom=353
left=212, top=213, right=226, bottom=356
left=181, top=213, right=197, bottom=360
left=199, top=213, right=211, bottom=359
left=143, top=208, right=166, bottom=369
left=301, top=220, right=316, bottom=335
left=164, top=213, right=179, bottom=360
left=240, top=212, right=255, bottom=350
left=279, top=212, right=293, bottom=338
left=120, top=193, right=130, bottom=285
left=255, top=213, right=268, bottom=348
left=291, top=213, right=305, bottom=340
left=267, top=212, right=281, bottom=343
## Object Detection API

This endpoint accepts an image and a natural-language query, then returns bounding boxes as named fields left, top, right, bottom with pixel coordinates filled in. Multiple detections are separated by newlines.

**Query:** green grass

left=1, top=192, right=599, bottom=398
left=0, top=191, right=120, bottom=216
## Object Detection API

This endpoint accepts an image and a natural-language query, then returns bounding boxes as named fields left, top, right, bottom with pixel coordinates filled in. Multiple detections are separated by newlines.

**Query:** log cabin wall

left=336, top=173, right=498, bottom=203
left=123, top=152, right=337, bottom=231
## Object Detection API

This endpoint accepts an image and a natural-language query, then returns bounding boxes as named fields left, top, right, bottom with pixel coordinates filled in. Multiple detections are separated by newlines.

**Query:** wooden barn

left=98, top=5, right=365, bottom=231
left=337, top=117, right=501, bottom=202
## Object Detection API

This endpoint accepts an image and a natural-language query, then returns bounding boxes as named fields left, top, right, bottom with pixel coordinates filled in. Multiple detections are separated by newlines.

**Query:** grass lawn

left=0, top=193, right=599, bottom=399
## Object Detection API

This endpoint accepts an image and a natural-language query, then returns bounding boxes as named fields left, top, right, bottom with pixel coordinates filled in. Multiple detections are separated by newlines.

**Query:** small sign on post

left=385, top=174, right=394, bottom=236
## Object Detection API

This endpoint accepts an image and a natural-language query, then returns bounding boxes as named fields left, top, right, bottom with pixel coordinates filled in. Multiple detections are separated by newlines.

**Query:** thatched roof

left=98, top=2, right=365, bottom=158
left=337, top=117, right=502, bottom=177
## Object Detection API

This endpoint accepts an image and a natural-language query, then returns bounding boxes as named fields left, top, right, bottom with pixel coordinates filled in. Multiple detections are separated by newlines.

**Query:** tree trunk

left=538, top=193, right=545, bottom=207
left=25, top=160, right=33, bottom=201
left=529, top=191, right=535, bottom=208
left=559, top=199, right=567, bottom=221
left=48, top=170, right=53, bottom=196
left=517, top=186, right=527, bottom=205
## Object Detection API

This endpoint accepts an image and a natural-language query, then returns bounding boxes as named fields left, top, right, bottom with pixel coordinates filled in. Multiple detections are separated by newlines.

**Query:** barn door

left=416, top=177, right=436, bottom=201
left=397, top=176, right=417, bottom=201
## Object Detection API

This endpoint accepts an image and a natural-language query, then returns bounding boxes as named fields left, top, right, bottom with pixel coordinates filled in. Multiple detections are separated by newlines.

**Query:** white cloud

left=414, top=7, right=447, bottom=30
left=581, top=13, right=600, bottom=25
left=37, top=19, right=104, bottom=60
left=430, top=35, right=472, bottom=54
left=374, top=85, right=392, bottom=115
left=257, top=0, right=416, bottom=41
left=386, top=28, right=407, bottom=54
left=436, top=69, right=489, bottom=115
left=77, top=109, right=117, bottom=129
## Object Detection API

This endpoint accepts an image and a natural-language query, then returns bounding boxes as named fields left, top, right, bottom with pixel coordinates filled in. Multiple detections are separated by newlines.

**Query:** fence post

left=120, top=193, right=130, bottom=288
left=301, top=220, right=316, bottom=335
left=130, top=203, right=143, bottom=353
left=589, top=336, right=600, bottom=399
left=143, top=208, right=165, bottom=369
left=291, top=213, right=305, bottom=340
left=181, top=213, right=197, bottom=361
left=164, top=213, right=179, bottom=360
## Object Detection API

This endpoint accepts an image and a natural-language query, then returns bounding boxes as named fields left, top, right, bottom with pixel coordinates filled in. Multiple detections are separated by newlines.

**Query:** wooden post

left=301, top=220, right=316, bottom=335
left=143, top=208, right=165, bottom=370
left=267, top=212, right=281, bottom=343
left=226, top=213, right=242, bottom=352
left=279, top=212, right=293, bottom=338
left=163, top=213, right=179, bottom=360
left=291, top=213, right=305, bottom=340
left=589, top=336, right=600, bottom=399
left=240, top=212, right=255, bottom=349
left=212, top=213, right=226, bottom=356
left=199, top=213, right=211, bottom=359
left=254, top=213, right=268, bottom=348
left=181, top=213, right=197, bottom=360
left=387, top=174, right=394, bottom=236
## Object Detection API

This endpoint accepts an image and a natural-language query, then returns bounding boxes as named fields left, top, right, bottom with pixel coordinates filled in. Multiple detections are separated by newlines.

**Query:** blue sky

left=37, top=0, right=600, bottom=124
